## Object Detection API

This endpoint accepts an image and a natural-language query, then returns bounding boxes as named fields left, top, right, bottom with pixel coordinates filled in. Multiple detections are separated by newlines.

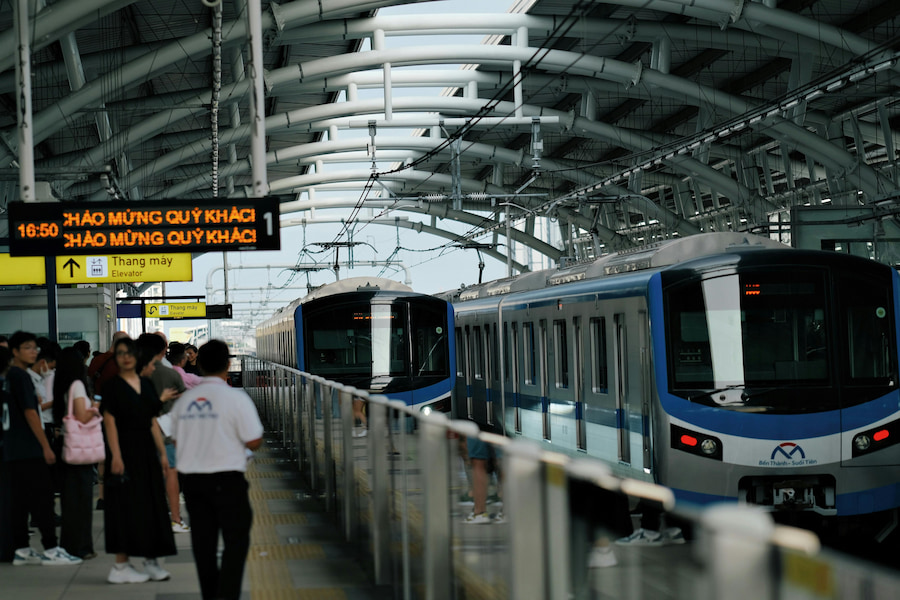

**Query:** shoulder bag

left=62, top=384, right=105, bottom=465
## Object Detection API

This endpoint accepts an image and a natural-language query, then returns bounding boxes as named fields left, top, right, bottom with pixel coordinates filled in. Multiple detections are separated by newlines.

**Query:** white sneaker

left=41, top=547, right=83, bottom=566
left=171, top=520, right=191, bottom=533
left=463, top=512, right=492, bottom=525
left=143, top=560, right=171, bottom=581
left=615, top=528, right=663, bottom=546
left=12, top=547, right=42, bottom=566
left=108, top=563, right=151, bottom=584
left=492, top=511, right=506, bottom=524
left=352, top=427, right=367, bottom=438
left=589, top=545, right=618, bottom=568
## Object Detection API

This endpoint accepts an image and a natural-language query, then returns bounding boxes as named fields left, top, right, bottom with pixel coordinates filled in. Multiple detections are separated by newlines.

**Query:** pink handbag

left=62, top=385, right=105, bottom=465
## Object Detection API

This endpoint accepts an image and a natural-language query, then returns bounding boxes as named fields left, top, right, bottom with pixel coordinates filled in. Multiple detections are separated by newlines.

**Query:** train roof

left=255, top=276, right=413, bottom=331
left=300, top=277, right=412, bottom=303
left=446, top=232, right=789, bottom=301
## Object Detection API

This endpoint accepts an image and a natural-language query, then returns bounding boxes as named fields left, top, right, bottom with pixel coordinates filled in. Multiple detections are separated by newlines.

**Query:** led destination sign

left=8, top=197, right=281, bottom=256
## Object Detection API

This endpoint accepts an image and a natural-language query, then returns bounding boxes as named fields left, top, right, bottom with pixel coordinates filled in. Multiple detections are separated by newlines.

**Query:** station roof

left=0, top=0, right=897, bottom=266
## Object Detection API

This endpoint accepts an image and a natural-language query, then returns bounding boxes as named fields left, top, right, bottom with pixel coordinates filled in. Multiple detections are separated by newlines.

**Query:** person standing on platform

left=168, top=343, right=203, bottom=389
left=101, top=337, right=177, bottom=583
left=52, top=347, right=100, bottom=559
left=171, top=340, right=264, bottom=600
left=138, top=333, right=189, bottom=533
left=88, top=331, right=129, bottom=511
left=0, top=346, right=15, bottom=562
left=88, top=331, right=129, bottom=398
left=3, top=331, right=82, bottom=566
left=183, top=344, right=200, bottom=375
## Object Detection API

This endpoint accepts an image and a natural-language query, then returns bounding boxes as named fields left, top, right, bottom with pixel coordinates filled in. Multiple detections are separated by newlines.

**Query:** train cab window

left=590, top=317, right=609, bottom=394
left=836, top=272, right=897, bottom=384
left=554, top=319, right=569, bottom=389
left=664, top=269, right=837, bottom=410
left=303, top=301, right=408, bottom=379
left=523, top=322, right=537, bottom=386
left=410, top=302, right=450, bottom=377
left=472, top=326, right=485, bottom=380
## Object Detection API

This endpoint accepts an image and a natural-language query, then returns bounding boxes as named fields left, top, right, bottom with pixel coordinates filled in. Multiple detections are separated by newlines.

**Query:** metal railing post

left=421, top=412, right=451, bottom=600
left=323, top=384, right=335, bottom=511
left=369, top=396, right=392, bottom=586
left=507, top=440, right=546, bottom=600
left=340, top=387, right=358, bottom=541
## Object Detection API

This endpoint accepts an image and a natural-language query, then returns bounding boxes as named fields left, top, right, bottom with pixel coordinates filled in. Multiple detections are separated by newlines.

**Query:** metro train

left=256, top=277, right=455, bottom=409
left=438, top=232, right=900, bottom=534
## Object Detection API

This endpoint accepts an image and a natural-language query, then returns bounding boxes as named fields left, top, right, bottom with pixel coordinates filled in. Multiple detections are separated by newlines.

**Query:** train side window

left=590, top=317, right=609, bottom=394
left=473, top=326, right=484, bottom=380
left=455, top=327, right=465, bottom=378
left=492, top=325, right=500, bottom=384
left=554, top=319, right=569, bottom=389
left=523, top=322, right=537, bottom=386
left=503, top=322, right=511, bottom=382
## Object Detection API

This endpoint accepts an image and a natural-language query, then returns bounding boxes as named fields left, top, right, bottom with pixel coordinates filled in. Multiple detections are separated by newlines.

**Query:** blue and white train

left=439, top=232, right=900, bottom=533
left=257, top=277, right=455, bottom=410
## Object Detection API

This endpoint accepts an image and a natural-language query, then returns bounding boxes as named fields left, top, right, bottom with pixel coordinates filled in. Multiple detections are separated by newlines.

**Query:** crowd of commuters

left=0, top=330, right=263, bottom=599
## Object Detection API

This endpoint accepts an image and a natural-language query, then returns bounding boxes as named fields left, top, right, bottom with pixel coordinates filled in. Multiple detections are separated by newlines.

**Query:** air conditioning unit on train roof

left=592, top=232, right=789, bottom=277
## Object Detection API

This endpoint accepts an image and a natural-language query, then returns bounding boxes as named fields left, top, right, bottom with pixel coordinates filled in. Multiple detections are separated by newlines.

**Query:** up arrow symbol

left=62, top=258, right=80, bottom=277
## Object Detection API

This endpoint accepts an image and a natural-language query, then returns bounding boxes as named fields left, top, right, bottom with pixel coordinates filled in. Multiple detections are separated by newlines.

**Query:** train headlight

left=700, top=438, right=718, bottom=456
left=851, top=419, right=899, bottom=457
left=853, top=434, right=871, bottom=452
left=671, top=424, right=723, bottom=460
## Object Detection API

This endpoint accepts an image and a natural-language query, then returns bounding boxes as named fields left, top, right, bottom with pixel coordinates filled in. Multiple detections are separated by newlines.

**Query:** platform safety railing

left=240, top=357, right=900, bottom=600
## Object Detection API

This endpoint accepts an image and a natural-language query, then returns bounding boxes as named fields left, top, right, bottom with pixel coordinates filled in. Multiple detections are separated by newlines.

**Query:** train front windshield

left=304, top=296, right=450, bottom=390
left=665, top=265, right=898, bottom=412
left=306, top=302, right=408, bottom=379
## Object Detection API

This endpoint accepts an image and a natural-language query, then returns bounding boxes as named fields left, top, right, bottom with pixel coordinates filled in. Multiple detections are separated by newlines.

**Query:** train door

left=463, top=326, right=474, bottom=419
left=573, top=317, right=586, bottom=451
left=511, top=322, right=521, bottom=433
left=638, top=310, right=653, bottom=473
left=614, top=313, right=630, bottom=464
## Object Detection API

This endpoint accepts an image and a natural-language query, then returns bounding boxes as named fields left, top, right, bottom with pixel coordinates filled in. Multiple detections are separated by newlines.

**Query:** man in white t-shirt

left=169, top=340, right=263, bottom=600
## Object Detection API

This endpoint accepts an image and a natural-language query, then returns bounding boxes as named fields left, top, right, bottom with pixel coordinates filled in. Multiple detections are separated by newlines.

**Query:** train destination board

left=8, top=197, right=280, bottom=256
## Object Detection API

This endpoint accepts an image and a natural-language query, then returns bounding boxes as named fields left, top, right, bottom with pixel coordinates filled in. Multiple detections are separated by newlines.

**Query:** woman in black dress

left=102, top=337, right=178, bottom=584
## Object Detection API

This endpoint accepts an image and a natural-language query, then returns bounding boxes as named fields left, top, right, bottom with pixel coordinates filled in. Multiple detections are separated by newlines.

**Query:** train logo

left=187, top=397, right=213, bottom=412
left=758, top=442, right=816, bottom=467
left=771, top=442, right=806, bottom=461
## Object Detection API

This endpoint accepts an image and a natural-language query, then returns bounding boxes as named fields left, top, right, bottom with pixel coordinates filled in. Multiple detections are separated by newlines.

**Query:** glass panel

left=554, top=319, right=569, bottom=389
left=304, top=301, right=408, bottom=379
left=410, top=303, right=450, bottom=377
left=590, top=317, right=609, bottom=394
left=524, top=322, right=536, bottom=386
left=839, top=273, right=896, bottom=383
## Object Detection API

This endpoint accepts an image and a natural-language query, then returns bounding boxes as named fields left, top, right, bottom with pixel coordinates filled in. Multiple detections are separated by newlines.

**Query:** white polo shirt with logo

left=170, top=377, right=264, bottom=474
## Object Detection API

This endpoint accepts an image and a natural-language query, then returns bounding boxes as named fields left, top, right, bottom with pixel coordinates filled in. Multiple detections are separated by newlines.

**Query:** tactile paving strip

left=246, top=439, right=345, bottom=599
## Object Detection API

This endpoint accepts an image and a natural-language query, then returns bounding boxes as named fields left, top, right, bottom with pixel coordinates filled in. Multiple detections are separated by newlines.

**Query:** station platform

left=0, top=433, right=391, bottom=600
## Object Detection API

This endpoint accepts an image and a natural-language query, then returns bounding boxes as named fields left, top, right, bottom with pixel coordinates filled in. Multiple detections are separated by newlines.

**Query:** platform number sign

left=8, top=197, right=281, bottom=256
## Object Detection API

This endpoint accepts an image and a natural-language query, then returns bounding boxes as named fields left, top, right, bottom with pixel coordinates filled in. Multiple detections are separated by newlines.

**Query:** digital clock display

left=8, top=197, right=281, bottom=256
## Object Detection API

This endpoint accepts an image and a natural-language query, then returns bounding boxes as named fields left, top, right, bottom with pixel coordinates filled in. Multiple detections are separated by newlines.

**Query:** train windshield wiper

left=688, top=385, right=748, bottom=404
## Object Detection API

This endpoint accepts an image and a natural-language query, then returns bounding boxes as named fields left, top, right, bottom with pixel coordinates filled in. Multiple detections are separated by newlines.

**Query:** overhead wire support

left=210, top=1, right=223, bottom=197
